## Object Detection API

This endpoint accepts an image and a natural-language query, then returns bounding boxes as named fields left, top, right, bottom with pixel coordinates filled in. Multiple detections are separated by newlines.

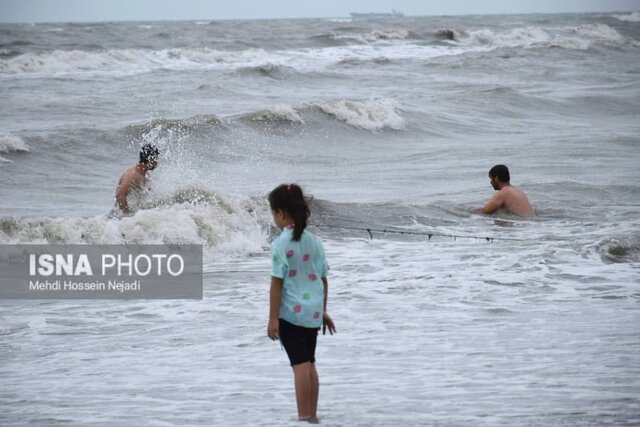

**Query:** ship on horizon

left=350, top=9, right=405, bottom=21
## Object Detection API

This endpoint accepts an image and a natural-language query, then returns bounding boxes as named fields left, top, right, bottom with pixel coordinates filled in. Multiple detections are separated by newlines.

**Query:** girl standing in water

left=267, top=183, right=336, bottom=423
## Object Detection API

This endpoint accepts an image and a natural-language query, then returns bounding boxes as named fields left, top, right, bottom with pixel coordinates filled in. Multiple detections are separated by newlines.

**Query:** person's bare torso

left=117, top=165, right=146, bottom=190
left=113, top=165, right=148, bottom=213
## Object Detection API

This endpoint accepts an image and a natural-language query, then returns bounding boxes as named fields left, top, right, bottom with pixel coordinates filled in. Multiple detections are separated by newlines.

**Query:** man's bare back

left=477, top=164, right=535, bottom=217
left=114, top=144, right=159, bottom=214
left=479, top=185, right=535, bottom=217
left=115, top=165, right=148, bottom=214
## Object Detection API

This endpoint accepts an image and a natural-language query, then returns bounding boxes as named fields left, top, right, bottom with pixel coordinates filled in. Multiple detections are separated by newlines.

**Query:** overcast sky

left=1, top=0, right=639, bottom=23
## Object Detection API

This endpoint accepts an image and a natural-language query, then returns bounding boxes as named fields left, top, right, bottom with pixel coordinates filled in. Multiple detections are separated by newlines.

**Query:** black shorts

left=279, top=318, right=319, bottom=366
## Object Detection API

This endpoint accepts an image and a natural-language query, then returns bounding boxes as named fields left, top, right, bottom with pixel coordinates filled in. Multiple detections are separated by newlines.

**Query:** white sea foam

left=0, top=41, right=485, bottom=78
left=613, top=11, right=640, bottom=22
left=460, top=23, right=628, bottom=50
left=0, top=189, right=269, bottom=258
left=0, top=133, right=29, bottom=153
left=313, top=98, right=405, bottom=132
left=0, top=47, right=271, bottom=76
left=369, top=29, right=410, bottom=40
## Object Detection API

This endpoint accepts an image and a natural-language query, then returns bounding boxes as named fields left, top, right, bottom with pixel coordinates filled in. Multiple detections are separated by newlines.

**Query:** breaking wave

left=0, top=133, right=29, bottom=162
left=0, top=187, right=270, bottom=257
left=449, top=23, right=634, bottom=50
left=337, top=56, right=392, bottom=66
left=613, top=12, right=640, bottom=22
left=0, top=133, right=29, bottom=153
left=124, top=115, right=223, bottom=139
left=240, top=105, right=305, bottom=125
left=0, top=47, right=271, bottom=76
left=311, top=28, right=413, bottom=46
left=123, top=98, right=405, bottom=135
left=311, top=98, right=405, bottom=132
left=369, top=29, right=411, bottom=40
left=594, top=235, right=640, bottom=264
left=235, top=63, right=296, bottom=79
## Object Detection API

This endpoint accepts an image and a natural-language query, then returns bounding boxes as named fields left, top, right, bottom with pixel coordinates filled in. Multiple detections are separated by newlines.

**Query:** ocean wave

left=454, top=23, right=632, bottom=50
left=613, top=12, right=640, bottom=22
left=0, top=47, right=270, bottom=76
left=235, top=63, right=296, bottom=79
left=0, top=41, right=481, bottom=78
left=594, top=235, right=640, bottom=264
left=0, top=187, right=269, bottom=256
left=336, top=56, right=392, bottom=66
left=307, top=33, right=355, bottom=47
left=0, top=133, right=30, bottom=153
left=125, top=114, right=223, bottom=140
left=317, top=33, right=369, bottom=45
left=240, top=105, right=305, bottom=125
left=308, top=28, right=416, bottom=48
left=369, top=29, right=411, bottom=40
left=0, top=48, right=21, bottom=58
left=435, top=29, right=462, bottom=41
left=319, top=29, right=413, bottom=44
left=0, top=40, right=33, bottom=47
left=311, top=98, right=405, bottom=132
left=124, top=98, right=405, bottom=135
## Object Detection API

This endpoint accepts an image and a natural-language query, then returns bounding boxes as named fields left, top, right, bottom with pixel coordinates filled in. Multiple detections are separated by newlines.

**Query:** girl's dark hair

left=268, top=184, right=310, bottom=241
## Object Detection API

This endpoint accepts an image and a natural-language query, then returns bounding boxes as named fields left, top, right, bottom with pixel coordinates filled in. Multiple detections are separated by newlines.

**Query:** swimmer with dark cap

left=114, top=144, right=159, bottom=215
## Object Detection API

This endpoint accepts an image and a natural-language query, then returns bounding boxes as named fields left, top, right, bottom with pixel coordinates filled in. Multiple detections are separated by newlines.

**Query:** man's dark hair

left=139, top=144, right=159, bottom=165
left=489, top=164, right=510, bottom=182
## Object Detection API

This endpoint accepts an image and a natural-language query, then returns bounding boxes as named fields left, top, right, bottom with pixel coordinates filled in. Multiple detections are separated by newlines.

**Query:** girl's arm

left=267, top=277, right=283, bottom=340
left=322, top=277, right=328, bottom=312
left=322, top=277, right=336, bottom=335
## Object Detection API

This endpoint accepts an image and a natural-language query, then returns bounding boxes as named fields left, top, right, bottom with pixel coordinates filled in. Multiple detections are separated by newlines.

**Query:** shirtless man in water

left=476, top=164, right=535, bottom=217
left=115, top=144, right=159, bottom=214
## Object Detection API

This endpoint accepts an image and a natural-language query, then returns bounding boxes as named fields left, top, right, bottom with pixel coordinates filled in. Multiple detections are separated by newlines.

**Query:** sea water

left=1, top=12, right=639, bottom=426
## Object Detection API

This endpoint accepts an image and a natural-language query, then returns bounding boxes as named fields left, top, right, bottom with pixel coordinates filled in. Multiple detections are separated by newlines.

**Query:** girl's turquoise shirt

left=271, top=227, right=329, bottom=328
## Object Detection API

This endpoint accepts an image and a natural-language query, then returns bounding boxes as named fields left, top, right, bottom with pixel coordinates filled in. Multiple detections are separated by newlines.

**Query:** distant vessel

left=350, top=9, right=405, bottom=21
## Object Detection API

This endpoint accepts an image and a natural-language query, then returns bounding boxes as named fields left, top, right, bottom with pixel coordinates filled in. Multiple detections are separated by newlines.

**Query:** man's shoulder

left=503, top=185, right=527, bottom=198
left=500, top=185, right=520, bottom=196
left=120, top=165, right=137, bottom=178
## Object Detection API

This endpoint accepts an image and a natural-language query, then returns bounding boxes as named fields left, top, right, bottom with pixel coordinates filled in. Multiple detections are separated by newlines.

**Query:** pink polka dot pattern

left=293, top=305, right=301, bottom=313
left=303, top=254, right=310, bottom=262
left=313, top=312, right=320, bottom=319
left=308, top=273, right=317, bottom=281
left=288, top=270, right=297, bottom=277
left=286, top=250, right=294, bottom=258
